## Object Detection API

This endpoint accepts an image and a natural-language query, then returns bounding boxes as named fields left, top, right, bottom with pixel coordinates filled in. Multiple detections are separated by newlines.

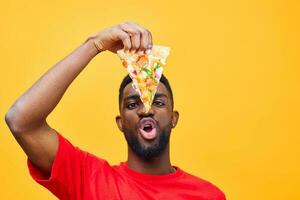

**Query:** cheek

left=122, top=113, right=138, bottom=129
left=163, top=120, right=172, bottom=129
left=157, top=114, right=172, bottom=128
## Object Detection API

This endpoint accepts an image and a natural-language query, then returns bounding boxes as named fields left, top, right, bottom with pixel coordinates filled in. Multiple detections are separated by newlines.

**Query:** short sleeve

left=27, top=133, right=87, bottom=200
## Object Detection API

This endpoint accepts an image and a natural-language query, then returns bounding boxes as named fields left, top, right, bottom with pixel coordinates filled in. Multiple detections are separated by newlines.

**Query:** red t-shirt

left=27, top=133, right=226, bottom=200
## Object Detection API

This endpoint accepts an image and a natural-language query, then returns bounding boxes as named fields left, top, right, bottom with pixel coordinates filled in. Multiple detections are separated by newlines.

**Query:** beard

left=123, top=125, right=171, bottom=160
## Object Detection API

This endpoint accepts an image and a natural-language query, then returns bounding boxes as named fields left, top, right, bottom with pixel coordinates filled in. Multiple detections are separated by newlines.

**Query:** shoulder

left=57, top=133, right=112, bottom=172
left=84, top=151, right=110, bottom=166
left=180, top=169, right=226, bottom=200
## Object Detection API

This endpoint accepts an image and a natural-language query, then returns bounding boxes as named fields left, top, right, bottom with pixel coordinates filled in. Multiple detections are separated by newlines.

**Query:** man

left=5, top=22, right=226, bottom=200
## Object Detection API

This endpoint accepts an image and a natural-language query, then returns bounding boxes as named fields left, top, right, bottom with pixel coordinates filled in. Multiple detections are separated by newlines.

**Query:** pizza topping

left=117, top=45, right=170, bottom=112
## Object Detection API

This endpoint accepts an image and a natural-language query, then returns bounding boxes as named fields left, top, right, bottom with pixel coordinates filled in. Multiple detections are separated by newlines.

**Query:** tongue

left=139, top=128, right=157, bottom=140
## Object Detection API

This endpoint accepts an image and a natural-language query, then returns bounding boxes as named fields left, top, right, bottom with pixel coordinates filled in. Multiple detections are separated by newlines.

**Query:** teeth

left=145, top=124, right=151, bottom=127
left=139, top=119, right=155, bottom=130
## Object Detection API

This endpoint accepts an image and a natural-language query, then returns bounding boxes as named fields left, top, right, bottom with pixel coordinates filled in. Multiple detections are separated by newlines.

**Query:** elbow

left=5, top=106, right=29, bottom=136
left=5, top=106, right=46, bottom=136
left=5, top=107, right=22, bottom=135
left=5, top=110, right=12, bottom=127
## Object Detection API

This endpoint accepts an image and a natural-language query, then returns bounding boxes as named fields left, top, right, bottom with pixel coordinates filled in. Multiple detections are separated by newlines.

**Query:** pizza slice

left=117, top=45, right=170, bottom=112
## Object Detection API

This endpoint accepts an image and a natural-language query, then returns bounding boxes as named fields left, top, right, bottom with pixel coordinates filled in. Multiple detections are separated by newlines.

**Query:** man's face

left=116, top=82, right=179, bottom=159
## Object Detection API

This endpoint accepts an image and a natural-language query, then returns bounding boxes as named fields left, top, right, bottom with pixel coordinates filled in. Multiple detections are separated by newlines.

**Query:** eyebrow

left=123, top=93, right=168, bottom=102
left=154, top=93, right=168, bottom=99
left=124, top=94, right=140, bottom=102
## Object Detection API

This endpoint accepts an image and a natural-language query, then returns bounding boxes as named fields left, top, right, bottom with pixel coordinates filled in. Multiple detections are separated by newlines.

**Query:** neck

left=126, top=143, right=175, bottom=175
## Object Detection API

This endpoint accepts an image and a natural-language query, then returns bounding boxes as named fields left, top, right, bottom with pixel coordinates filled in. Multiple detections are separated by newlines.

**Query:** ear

left=171, top=110, right=179, bottom=128
left=115, top=115, right=124, bottom=132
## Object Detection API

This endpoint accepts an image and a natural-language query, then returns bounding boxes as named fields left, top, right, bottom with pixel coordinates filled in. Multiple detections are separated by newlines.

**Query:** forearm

left=6, top=38, right=99, bottom=132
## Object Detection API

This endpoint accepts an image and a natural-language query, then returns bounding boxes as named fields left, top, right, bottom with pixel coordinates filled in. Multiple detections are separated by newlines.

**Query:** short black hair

left=119, top=74, right=174, bottom=110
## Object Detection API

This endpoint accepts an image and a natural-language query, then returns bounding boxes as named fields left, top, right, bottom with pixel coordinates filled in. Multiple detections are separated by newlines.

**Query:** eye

left=126, top=102, right=138, bottom=109
left=153, top=101, right=165, bottom=107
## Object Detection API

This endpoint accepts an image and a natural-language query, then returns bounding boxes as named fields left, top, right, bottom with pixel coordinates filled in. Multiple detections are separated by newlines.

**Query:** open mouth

left=138, top=118, right=157, bottom=140
left=142, top=123, right=154, bottom=132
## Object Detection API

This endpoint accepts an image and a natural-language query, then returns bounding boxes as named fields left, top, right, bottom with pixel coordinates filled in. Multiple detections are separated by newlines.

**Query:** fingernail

left=146, top=49, right=152, bottom=54
left=137, top=50, right=144, bottom=55
left=130, top=50, right=136, bottom=54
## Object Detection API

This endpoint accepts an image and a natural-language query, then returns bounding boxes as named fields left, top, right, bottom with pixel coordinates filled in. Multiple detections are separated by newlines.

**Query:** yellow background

left=0, top=0, right=299, bottom=199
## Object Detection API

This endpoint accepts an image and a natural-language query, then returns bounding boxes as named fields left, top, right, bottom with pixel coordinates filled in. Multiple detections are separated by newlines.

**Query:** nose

left=137, top=103, right=154, bottom=117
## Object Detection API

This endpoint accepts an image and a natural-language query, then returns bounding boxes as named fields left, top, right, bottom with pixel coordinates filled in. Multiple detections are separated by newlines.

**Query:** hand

left=89, top=22, right=153, bottom=54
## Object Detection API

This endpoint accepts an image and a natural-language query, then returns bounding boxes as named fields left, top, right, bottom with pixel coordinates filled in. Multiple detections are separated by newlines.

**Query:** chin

left=124, top=127, right=171, bottom=159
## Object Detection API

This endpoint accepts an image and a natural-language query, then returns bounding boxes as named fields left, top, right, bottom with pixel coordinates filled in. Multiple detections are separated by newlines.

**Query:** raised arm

left=5, top=22, right=153, bottom=176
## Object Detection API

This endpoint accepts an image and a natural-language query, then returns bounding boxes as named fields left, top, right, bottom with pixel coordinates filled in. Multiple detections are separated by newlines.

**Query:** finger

left=129, top=24, right=149, bottom=53
left=147, top=30, right=153, bottom=49
left=129, top=30, right=141, bottom=53
left=113, top=28, right=131, bottom=52
left=119, top=23, right=141, bottom=53
left=127, top=22, right=152, bottom=54
left=145, top=30, right=153, bottom=54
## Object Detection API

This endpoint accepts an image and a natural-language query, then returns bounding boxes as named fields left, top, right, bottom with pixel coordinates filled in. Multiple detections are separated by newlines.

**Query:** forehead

left=123, top=82, right=170, bottom=100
